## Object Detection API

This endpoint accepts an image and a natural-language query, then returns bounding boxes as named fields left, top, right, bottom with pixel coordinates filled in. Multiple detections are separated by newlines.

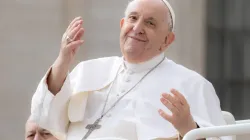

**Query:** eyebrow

left=128, top=11, right=139, bottom=16
left=128, top=12, right=157, bottom=20
left=27, top=130, right=35, bottom=133
left=146, top=17, right=157, bottom=22
left=40, top=128, right=50, bottom=133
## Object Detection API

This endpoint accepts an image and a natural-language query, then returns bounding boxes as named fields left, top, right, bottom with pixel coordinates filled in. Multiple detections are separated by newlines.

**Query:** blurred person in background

left=25, top=117, right=59, bottom=140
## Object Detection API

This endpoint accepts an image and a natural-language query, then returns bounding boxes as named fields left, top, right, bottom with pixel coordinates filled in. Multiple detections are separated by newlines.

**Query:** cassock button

left=120, top=89, right=126, bottom=93
left=125, top=78, right=130, bottom=82
left=127, top=70, right=134, bottom=75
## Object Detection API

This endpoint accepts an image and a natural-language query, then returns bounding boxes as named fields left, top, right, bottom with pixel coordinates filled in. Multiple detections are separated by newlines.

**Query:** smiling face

left=120, top=0, right=175, bottom=63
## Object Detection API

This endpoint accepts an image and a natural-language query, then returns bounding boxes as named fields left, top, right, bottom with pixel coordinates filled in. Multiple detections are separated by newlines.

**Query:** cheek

left=121, top=24, right=133, bottom=37
left=145, top=33, right=156, bottom=46
left=145, top=35, right=163, bottom=50
left=149, top=33, right=162, bottom=45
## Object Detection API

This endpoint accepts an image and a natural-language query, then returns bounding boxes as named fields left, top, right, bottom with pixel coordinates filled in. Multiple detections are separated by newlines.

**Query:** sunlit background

left=0, top=0, right=249, bottom=139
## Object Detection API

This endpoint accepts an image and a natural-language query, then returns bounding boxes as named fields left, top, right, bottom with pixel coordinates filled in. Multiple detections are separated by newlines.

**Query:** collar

left=123, top=53, right=165, bottom=73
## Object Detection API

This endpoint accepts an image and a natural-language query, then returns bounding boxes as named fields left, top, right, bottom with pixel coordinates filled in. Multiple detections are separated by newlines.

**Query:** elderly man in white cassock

left=30, top=0, right=231, bottom=140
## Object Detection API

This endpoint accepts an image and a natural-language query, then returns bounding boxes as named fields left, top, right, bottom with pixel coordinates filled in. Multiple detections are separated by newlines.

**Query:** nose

left=132, top=20, right=144, bottom=35
left=34, top=133, right=43, bottom=140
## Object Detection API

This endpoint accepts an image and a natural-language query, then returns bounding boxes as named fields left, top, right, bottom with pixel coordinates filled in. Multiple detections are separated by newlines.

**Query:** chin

left=123, top=48, right=142, bottom=60
left=124, top=46, right=140, bottom=54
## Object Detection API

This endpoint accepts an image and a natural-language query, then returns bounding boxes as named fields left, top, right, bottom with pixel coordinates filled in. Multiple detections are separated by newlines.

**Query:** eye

left=27, top=133, right=35, bottom=138
left=147, top=21, right=155, bottom=26
left=129, top=15, right=137, bottom=21
left=42, top=132, right=53, bottom=138
left=43, top=132, right=52, bottom=136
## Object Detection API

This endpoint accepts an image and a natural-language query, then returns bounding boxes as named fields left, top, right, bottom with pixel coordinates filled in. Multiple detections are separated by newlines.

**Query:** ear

left=166, top=32, right=175, bottom=46
left=120, top=18, right=125, bottom=28
left=160, top=32, right=175, bottom=51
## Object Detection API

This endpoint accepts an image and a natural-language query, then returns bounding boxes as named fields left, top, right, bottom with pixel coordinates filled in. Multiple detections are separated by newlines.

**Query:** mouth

left=128, top=36, right=147, bottom=42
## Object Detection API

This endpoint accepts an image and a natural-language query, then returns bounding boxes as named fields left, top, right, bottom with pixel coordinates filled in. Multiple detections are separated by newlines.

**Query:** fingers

left=160, top=89, right=190, bottom=116
left=67, top=17, right=82, bottom=31
left=162, top=93, right=182, bottom=111
left=159, top=89, right=194, bottom=136
left=171, top=89, right=188, bottom=106
left=160, top=95, right=179, bottom=114
left=65, top=17, right=83, bottom=42
left=67, top=40, right=84, bottom=51
left=68, top=20, right=83, bottom=35
left=74, top=28, right=84, bottom=41
left=158, top=109, right=172, bottom=122
left=67, top=24, right=82, bottom=40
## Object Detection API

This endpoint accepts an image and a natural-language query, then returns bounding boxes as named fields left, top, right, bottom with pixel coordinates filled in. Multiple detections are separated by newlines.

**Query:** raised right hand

left=48, top=17, right=84, bottom=94
left=57, top=16, right=84, bottom=67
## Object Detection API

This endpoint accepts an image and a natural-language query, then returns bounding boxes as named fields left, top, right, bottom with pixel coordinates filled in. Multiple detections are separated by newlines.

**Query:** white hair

left=124, top=0, right=174, bottom=31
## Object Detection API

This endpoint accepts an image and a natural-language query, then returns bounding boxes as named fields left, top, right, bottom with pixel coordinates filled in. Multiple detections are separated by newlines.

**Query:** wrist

left=47, top=57, right=70, bottom=94
left=55, top=55, right=71, bottom=68
left=52, top=58, right=69, bottom=82
left=179, top=121, right=197, bottom=137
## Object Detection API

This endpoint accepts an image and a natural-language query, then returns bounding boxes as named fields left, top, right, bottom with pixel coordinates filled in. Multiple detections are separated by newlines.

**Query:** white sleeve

left=30, top=67, right=72, bottom=139
left=185, top=76, right=232, bottom=140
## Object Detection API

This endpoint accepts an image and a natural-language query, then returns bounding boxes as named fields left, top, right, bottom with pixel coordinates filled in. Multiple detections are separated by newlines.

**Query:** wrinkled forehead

left=25, top=121, right=45, bottom=133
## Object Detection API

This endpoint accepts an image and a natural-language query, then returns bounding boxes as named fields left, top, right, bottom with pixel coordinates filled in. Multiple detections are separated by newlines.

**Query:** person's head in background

left=25, top=118, right=58, bottom=140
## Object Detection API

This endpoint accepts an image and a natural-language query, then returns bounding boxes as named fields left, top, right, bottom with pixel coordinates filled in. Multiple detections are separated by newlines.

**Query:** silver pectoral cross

left=82, top=118, right=102, bottom=140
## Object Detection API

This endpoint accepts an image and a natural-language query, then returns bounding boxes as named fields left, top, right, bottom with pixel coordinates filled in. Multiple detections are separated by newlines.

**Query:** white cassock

left=30, top=53, right=230, bottom=140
